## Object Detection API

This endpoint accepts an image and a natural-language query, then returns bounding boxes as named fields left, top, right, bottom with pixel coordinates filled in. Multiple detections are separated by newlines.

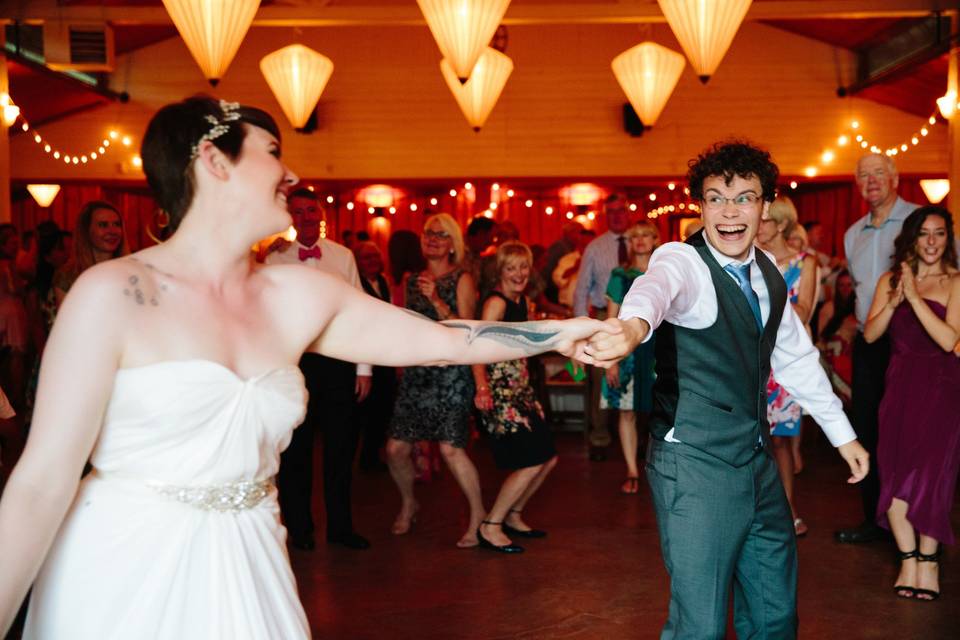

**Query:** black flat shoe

left=834, top=522, right=884, bottom=544
left=327, top=532, right=371, bottom=550
left=502, top=523, right=547, bottom=539
left=477, top=521, right=524, bottom=554
left=290, top=534, right=316, bottom=552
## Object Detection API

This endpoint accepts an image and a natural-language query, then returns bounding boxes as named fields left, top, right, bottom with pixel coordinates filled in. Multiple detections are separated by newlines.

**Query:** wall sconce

left=936, top=91, right=957, bottom=120
left=360, top=184, right=394, bottom=216
left=27, top=184, right=61, bottom=207
left=564, top=183, right=602, bottom=208
left=1, top=93, right=19, bottom=127
left=919, top=179, right=950, bottom=204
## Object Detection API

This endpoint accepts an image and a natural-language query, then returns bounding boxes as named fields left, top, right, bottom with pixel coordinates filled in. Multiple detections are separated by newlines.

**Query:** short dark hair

left=141, top=95, right=280, bottom=232
left=356, top=230, right=370, bottom=242
left=687, top=141, right=779, bottom=203
left=288, top=187, right=318, bottom=202
left=467, top=215, right=496, bottom=237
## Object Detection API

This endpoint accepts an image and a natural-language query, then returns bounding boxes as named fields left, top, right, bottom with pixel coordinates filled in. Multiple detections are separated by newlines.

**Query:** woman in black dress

left=473, top=241, right=558, bottom=553
left=386, top=213, right=485, bottom=547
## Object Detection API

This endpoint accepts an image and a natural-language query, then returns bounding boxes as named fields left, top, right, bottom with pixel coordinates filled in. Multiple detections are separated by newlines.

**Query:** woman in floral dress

left=472, top=241, right=558, bottom=553
left=756, top=196, right=817, bottom=536
left=602, top=221, right=658, bottom=495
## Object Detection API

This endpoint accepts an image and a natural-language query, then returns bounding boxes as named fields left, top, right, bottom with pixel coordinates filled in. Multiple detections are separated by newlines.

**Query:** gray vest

left=650, top=230, right=787, bottom=467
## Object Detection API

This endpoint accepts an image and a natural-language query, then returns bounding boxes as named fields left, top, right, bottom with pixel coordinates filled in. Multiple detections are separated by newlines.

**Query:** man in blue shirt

left=836, top=154, right=918, bottom=544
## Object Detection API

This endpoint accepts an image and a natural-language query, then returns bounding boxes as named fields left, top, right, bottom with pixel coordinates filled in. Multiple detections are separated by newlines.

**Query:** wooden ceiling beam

left=2, top=1, right=950, bottom=28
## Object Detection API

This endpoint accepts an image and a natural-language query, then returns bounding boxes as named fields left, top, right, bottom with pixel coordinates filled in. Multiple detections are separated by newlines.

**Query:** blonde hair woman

left=602, top=221, right=659, bottom=494
left=472, top=241, right=558, bottom=553
left=755, top=195, right=818, bottom=536
left=385, top=213, right=487, bottom=547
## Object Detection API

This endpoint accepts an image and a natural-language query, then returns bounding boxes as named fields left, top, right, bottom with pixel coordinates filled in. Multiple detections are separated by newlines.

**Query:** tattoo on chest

left=444, top=321, right=560, bottom=353
left=123, top=273, right=162, bottom=307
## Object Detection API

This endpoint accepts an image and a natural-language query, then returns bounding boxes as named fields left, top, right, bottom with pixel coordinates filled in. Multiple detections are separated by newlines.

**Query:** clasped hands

left=560, top=316, right=650, bottom=369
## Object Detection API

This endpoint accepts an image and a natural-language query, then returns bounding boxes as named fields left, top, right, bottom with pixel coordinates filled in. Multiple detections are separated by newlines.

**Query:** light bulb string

left=807, top=109, right=944, bottom=177
left=5, top=101, right=136, bottom=166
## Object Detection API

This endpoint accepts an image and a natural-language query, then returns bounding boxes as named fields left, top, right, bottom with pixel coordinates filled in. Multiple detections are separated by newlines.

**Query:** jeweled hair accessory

left=190, top=100, right=242, bottom=159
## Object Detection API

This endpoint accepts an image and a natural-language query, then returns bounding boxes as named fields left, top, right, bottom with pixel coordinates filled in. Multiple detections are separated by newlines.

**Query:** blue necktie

left=724, top=263, right=763, bottom=330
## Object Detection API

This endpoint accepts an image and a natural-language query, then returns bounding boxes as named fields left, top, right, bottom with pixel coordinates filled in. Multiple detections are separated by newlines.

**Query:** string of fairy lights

left=802, top=112, right=943, bottom=178
left=2, top=95, right=141, bottom=169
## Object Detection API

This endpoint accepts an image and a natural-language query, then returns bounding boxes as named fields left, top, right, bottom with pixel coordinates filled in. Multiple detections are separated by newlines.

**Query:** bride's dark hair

left=890, top=205, right=957, bottom=290
left=140, top=95, right=280, bottom=232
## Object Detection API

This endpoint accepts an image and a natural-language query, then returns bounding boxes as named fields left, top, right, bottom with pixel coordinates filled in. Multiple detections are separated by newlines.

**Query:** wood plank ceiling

left=5, top=1, right=952, bottom=124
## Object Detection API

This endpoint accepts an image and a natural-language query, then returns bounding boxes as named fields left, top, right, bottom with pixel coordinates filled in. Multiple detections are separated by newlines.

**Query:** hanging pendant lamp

left=441, top=46, right=513, bottom=131
left=26, top=184, right=61, bottom=208
left=657, top=0, right=752, bottom=83
left=161, top=0, right=261, bottom=86
left=260, top=45, right=334, bottom=129
left=417, top=0, right=512, bottom=83
left=612, top=41, right=685, bottom=128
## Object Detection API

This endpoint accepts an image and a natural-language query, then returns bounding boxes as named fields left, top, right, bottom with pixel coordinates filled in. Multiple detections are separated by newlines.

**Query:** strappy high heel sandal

left=894, top=549, right=918, bottom=599
left=915, top=548, right=941, bottom=601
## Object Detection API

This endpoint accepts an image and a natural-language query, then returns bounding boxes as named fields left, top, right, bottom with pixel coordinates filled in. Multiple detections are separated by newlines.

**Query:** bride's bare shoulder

left=64, top=255, right=162, bottom=309
left=256, top=261, right=349, bottom=292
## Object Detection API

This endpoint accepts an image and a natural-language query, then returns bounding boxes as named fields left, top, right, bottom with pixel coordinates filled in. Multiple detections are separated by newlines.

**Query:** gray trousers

left=646, top=440, right=798, bottom=640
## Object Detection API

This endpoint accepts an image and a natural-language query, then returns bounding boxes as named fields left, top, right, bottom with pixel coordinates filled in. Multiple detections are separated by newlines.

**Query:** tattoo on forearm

left=444, top=321, right=560, bottom=354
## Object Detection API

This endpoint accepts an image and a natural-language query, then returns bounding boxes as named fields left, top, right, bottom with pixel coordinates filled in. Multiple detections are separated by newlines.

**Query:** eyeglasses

left=423, top=229, right=451, bottom=240
left=703, top=193, right=762, bottom=211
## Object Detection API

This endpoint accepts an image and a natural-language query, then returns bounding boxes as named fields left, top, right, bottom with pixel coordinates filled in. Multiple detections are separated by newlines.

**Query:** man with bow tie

left=265, top=187, right=373, bottom=551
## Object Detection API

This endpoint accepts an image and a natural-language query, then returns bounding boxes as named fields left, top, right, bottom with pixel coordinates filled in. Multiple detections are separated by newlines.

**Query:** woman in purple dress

left=864, top=205, right=960, bottom=602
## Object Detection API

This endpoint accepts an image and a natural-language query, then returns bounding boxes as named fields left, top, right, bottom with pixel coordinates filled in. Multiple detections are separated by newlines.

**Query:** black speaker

left=622, top=102, right=645, bottom=137
left=295, top=107, right=319, bottom=134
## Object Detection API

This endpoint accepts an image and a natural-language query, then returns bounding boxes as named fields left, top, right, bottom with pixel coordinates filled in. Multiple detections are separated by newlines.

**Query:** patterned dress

left=767, top=253, right=806, bottom=436
left=481, top=292, right=556, bottom=470
left=389, top=268, right=474, bottom=449
left=601, top=267, right=656, bottom=412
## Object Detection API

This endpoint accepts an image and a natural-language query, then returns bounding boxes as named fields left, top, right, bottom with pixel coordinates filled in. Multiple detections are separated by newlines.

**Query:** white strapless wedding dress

left=23, top=360, right=311, bottom=639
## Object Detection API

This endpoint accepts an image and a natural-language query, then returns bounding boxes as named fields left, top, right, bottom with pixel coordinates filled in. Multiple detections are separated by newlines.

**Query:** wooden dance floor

left=294, top=430, right=958, bottom=639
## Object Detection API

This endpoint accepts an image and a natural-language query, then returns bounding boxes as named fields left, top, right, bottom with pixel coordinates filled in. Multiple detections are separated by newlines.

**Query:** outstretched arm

left=311, top=274, right=611, bottom=367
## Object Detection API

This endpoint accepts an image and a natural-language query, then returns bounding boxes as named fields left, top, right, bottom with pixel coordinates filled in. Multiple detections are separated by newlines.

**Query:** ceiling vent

left=43, top=22, right=115, bottom=72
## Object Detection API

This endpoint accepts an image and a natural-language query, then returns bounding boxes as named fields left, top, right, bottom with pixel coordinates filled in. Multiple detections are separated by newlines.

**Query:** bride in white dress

left=0, top=97, right=611, bottom=639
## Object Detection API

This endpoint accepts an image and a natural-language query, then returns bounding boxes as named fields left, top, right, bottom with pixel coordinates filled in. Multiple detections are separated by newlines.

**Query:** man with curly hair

left=586, top=141, right=869, bottom=638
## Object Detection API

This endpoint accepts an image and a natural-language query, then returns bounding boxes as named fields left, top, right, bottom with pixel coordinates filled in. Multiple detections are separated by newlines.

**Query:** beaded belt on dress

left=150, top=479, right=274, bottom=512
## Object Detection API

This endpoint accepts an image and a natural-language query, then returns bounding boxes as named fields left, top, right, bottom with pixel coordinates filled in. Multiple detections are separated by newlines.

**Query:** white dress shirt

left=265, top=238, right=373, bottom=377
left=618, top=238, right=856, bottom=448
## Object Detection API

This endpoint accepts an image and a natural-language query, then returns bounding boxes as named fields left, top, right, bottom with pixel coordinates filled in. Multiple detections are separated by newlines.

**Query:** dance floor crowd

left=0, top=98, right=957, bottom=639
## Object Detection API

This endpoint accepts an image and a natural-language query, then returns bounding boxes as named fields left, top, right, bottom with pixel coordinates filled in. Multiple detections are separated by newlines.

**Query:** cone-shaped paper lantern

left=417, top=0, right=512, bottom=82
left=27, top=184, right=61, bottom=208
left=441, top=46, right=513, bottom=131
left=657, top=0, right=751, bottom=83
left=612, top=42, right=685, bottom=128
left=920, top=179, right=950, bottom=204
left=161, top=0, right=260, bottom=85
left=260, top=45, right=334, bottom=129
